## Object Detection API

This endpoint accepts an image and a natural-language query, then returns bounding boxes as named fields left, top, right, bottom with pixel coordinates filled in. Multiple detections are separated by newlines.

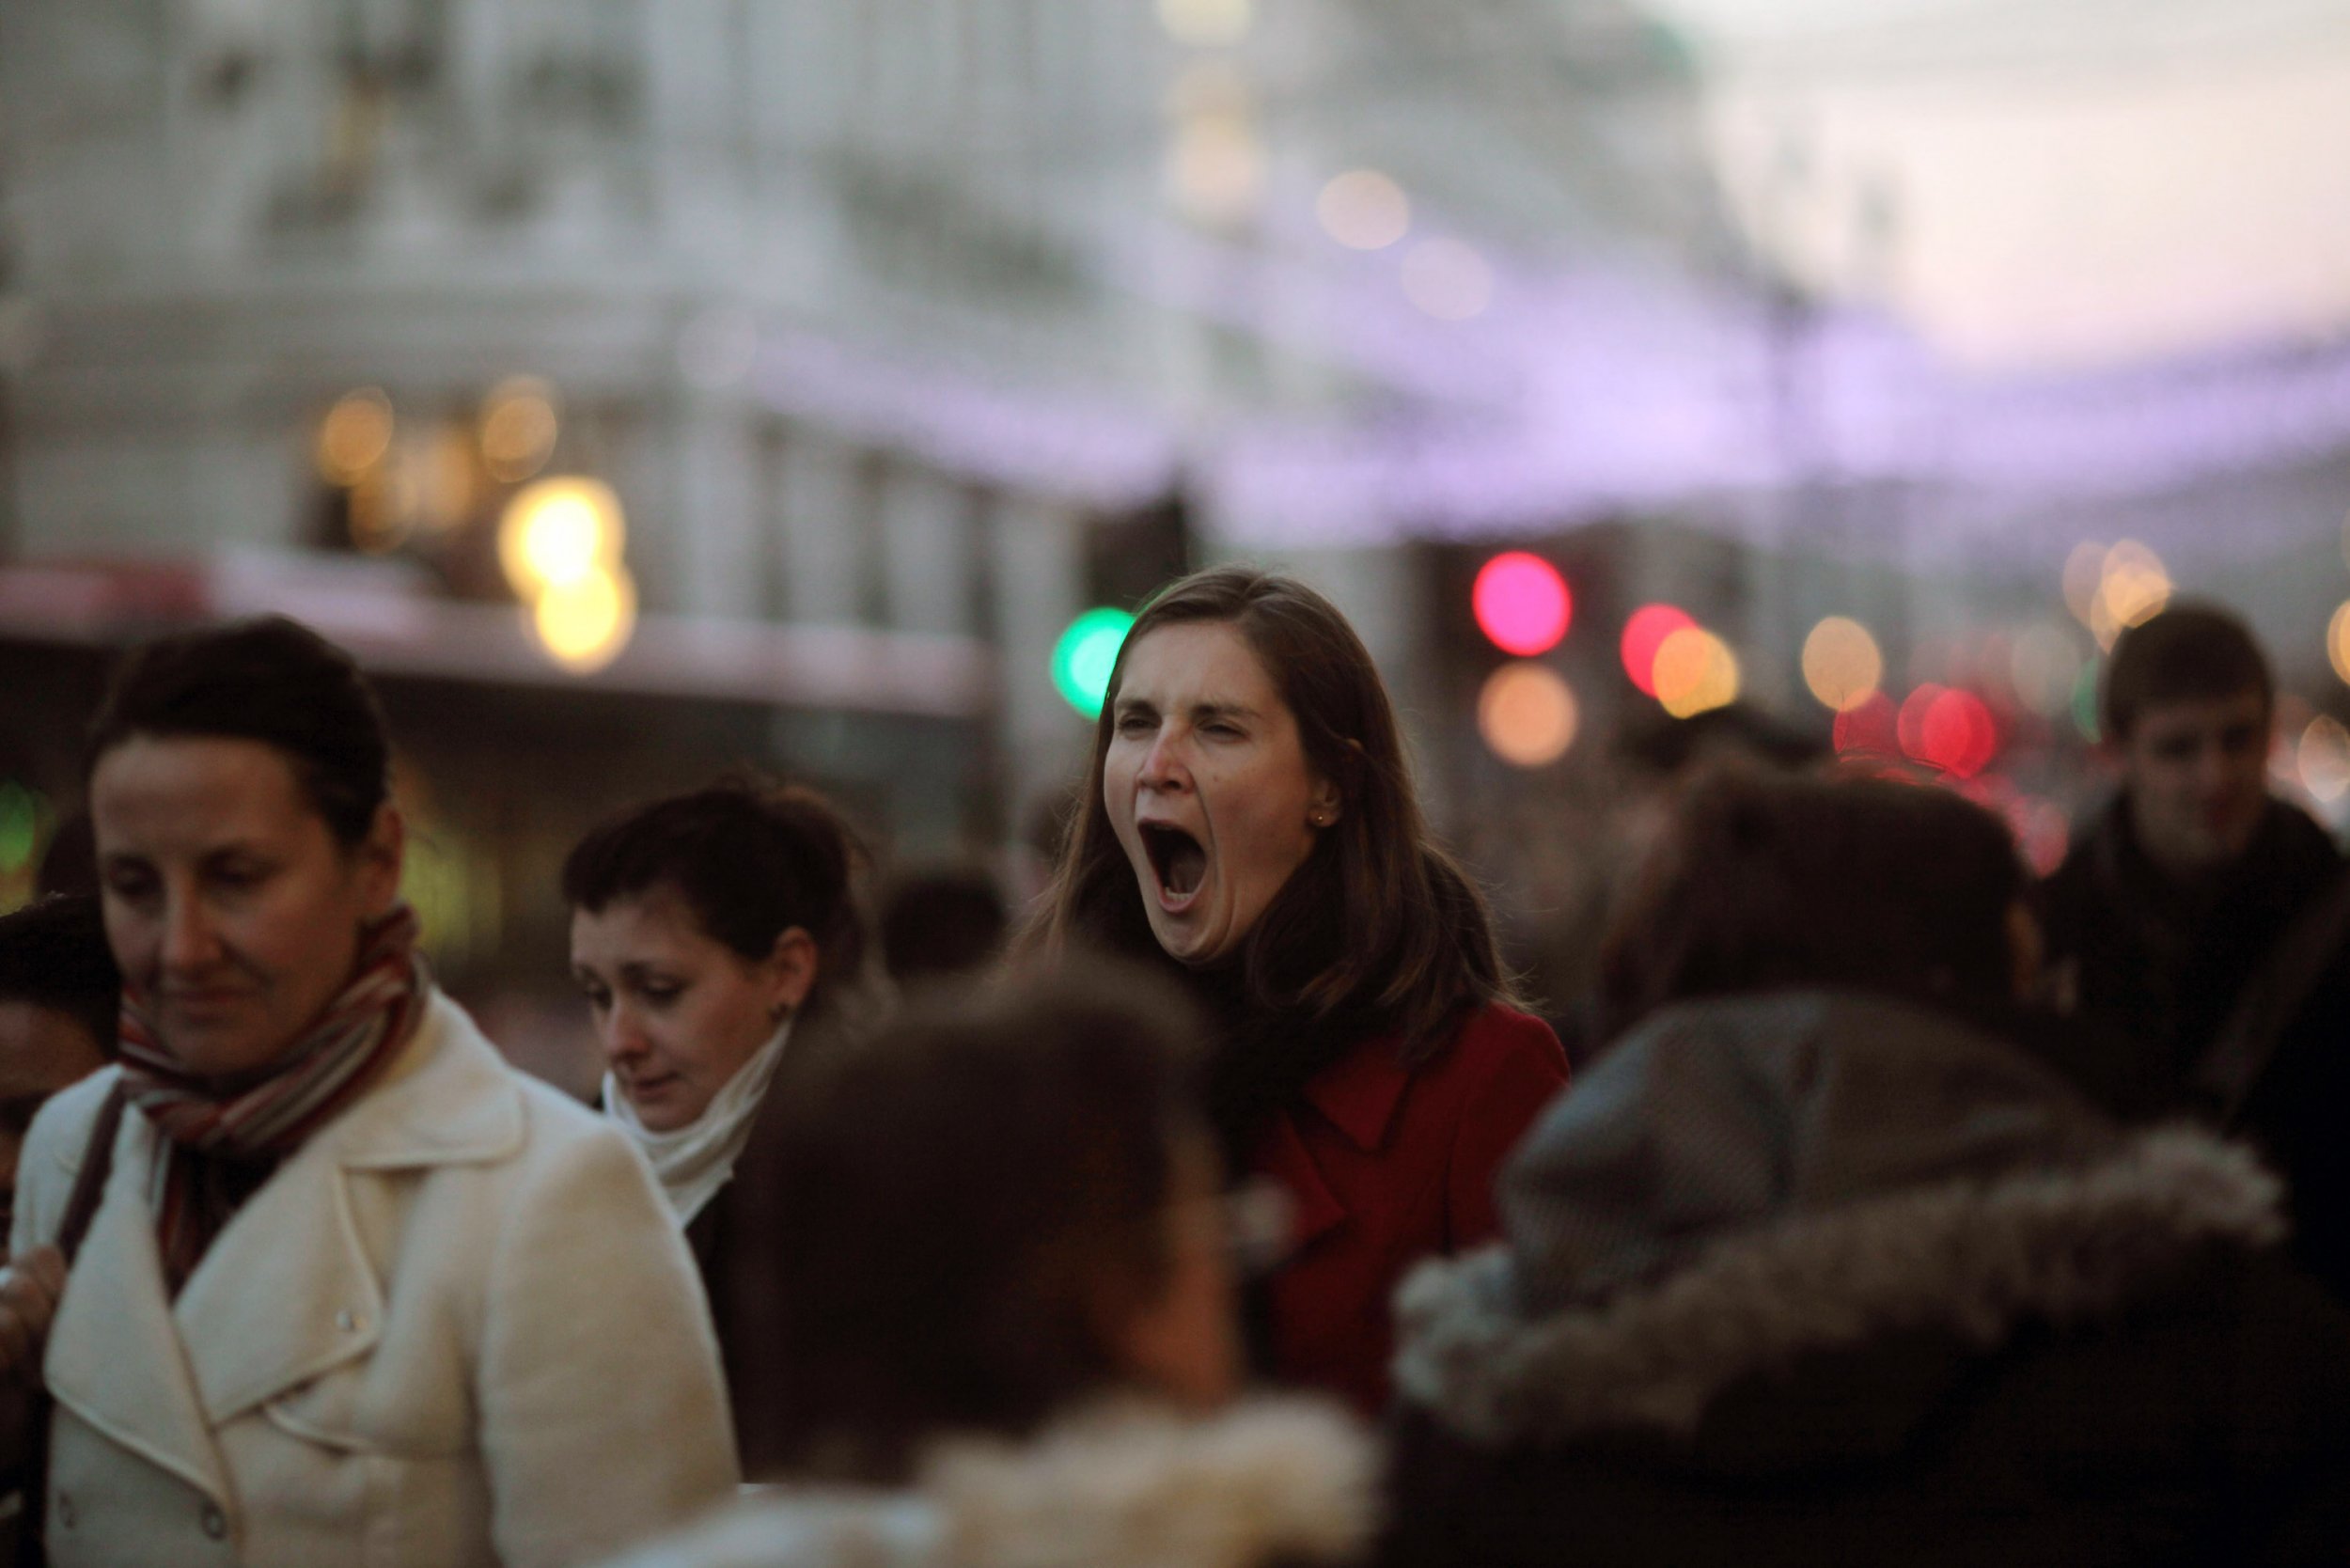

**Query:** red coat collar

left=1256, top=1036, right=1415, bottom=1254
left=1298, top=1034, right=1414, bottom=1153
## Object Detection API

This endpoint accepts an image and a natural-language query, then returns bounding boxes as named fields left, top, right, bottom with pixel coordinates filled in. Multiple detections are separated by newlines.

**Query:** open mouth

left=1139, top=823, right=1209, bottom=903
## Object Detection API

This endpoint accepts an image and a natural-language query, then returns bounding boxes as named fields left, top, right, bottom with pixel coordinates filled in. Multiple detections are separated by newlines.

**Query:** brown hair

left=2102, top=601, right=2271, bottom=742
left=86, top=615, right=391, bottom=847
left=1024, top=567, right=1516, bottom=1067
left=560, top=776, right=879, bottom=1033
left=727, top=963, right=1208, bottom=1482
left=1599, top=770, right=2026, bottom=1036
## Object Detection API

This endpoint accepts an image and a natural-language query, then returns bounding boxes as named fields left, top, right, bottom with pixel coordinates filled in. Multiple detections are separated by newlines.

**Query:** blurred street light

left=2300, top=716, right=2350, bottom=802
left=2326, top=600, right=2350, bottom=686
left=1401, top=240, right=1494, bottom=321
left=1653, top=627, right=1740, bottom=718
left=1800, top=616, right=1883, bottom=713
left=1157, top=0, right=1251, bottom=47
left=533, top=565, right=636, bottom=673
left=1478, top=663, right=1578, bottom=768
left=479, top=377, right=559, bottom=484
left=1620, top=604, right=1696, bottom=698
left=1317, top=170, right=1410, bottom=251
left=1471, top=552, right=1571, bottom=656
left=498, top=476, right=625, bottom=598
left=316, top=388, right=395, bottom=485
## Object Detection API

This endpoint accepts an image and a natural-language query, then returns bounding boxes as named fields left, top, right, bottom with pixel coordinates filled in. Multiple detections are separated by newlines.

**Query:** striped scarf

left=118, top=904, right=429, bottom=1296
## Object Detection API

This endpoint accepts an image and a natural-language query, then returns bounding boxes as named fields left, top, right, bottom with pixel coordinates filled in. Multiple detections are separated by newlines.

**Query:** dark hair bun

left=562, top=776, right=866, bottom=977
left=86, top=616, right=392, bottom=846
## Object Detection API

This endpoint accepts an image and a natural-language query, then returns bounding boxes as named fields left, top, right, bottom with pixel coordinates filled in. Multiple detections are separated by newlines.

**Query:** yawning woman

left=1025, top=567, right=1570, bottom=1411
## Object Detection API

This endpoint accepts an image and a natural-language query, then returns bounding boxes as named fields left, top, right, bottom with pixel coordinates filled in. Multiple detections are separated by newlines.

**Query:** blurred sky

left=1642, top=0, right=2350, bottom=369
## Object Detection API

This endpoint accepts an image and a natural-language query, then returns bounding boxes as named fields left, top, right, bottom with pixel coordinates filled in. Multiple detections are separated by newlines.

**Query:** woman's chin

left=158, top=1017, right=296, bottom=1079
left=623, top=1082, right=711, bottom=1132
left=1147, top=909, right=1237, bottom=968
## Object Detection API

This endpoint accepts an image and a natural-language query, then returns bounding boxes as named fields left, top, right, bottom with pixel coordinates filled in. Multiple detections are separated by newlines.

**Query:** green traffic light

left=1051, top=608, right=1136, bottom=718
left=0, top=782, right=37, bottom=875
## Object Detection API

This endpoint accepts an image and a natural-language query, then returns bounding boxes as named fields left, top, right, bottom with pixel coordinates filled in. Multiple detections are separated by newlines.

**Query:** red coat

left=1251, top=1003, right=1569, bottom=1414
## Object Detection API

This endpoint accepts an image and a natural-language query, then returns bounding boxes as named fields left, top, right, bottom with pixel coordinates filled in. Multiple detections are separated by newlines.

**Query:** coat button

left=53, top=1492, right=72, bottom=1529
left=200, top=1503, right=227, bottom=1540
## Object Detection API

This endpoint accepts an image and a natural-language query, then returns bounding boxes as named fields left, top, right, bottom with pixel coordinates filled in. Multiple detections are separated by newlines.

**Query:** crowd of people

left=0, top=566, right=2344, bottom=1566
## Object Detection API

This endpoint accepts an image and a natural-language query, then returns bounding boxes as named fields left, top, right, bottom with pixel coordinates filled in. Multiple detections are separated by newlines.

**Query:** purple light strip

left=743, top=217, right=2350, bottom=549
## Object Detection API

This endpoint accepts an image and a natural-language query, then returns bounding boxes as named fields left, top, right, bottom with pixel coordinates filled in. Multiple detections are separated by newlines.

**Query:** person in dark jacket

left=1383, top=770, right=2350, bottom=1568
left=1024, top=567, right=1568, bottom=1414
left=565, top=777, right=888, bottom=1458
left=2040, top=604, right=2341, bottom=1100
left=2037, top=603, right=2350, bottom=1294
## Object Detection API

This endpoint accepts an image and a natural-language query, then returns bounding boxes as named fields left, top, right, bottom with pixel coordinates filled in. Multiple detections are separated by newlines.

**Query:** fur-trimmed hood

left=602, top=1398, right=1378, bottom=1568
left=1392, top=991, right=2287, bottom=1458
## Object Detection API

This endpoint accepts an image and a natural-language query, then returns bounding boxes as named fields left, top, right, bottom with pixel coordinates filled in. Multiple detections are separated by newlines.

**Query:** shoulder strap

left=10, top=1081, right=125, bottom=1567
left=2194, top=867, right=2350, bottom=1129
left=53, top=1082, right=126, bottom=1266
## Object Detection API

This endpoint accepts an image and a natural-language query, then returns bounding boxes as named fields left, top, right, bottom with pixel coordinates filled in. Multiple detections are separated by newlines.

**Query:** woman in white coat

left=0, top=616, right=738, bottom=1568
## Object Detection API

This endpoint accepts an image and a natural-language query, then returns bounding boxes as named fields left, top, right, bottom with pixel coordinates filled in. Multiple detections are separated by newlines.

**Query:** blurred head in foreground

left=879, top=867, right=1010, bottom=986
left=1599, top=769, right=2031, bottom=1040
left=731, top=962, right=1241, bottom=1482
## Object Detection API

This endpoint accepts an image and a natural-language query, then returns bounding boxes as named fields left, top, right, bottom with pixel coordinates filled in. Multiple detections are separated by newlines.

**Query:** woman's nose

left=601, top=1005, right=651, bottom=1063
left=158, top=891, right=222, bottom=972
left=1138, top=730, right=1191, bottom=790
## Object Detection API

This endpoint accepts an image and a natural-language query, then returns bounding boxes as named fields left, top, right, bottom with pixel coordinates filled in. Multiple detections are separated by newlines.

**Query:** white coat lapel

left=172, top=1137, right=384, bottom=1427
left=43, top=1119, right=231, bottom=1509
left=172, top=996, right=523, bottom=1426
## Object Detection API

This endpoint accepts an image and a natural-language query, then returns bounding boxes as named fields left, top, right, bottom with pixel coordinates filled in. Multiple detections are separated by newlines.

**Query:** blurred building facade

left=10, top=0, right=2350, bottom=1039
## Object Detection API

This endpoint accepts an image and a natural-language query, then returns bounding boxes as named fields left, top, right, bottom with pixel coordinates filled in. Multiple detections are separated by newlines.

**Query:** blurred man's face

left=0, top=1001, right=110, bottom=1244
left=2120, top=689, right=2273, bottom=879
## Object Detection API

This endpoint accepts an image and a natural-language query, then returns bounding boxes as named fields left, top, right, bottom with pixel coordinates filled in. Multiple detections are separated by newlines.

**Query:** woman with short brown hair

left=0, top=616, right=735, bottom=1567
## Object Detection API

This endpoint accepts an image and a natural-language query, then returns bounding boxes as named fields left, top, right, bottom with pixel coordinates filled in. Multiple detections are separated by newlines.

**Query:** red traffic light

left=1472, top=552, right=1572, bottom=657
left=1619, top=604, right=1696, bottom=698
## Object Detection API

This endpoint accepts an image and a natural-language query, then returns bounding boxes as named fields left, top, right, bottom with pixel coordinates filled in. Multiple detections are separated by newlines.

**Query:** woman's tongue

left=1160, top=836, right=1208, bottom=899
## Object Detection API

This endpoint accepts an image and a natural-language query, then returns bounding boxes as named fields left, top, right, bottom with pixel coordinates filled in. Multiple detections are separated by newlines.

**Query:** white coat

left=601, top=1398, right=1379, bottom=1568
left=10, top=992, right=740, bottom=1568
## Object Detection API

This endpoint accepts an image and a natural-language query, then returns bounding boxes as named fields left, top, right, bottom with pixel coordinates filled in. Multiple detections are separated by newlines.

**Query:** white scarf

left=604, top=1018, right=793, bottom=1225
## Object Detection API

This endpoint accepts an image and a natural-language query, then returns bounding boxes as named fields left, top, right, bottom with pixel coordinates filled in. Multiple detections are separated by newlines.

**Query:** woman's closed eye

left=103, top=865, right=160, bottom=903
left=207, top=862, right=273, bottom=894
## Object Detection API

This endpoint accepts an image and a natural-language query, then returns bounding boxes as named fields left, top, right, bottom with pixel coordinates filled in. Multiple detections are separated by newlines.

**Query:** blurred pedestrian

left=0, top=896, right=116, bottom=1246
left=1384, top=771, right=2350, bottom=1567
left=1, top=616, right=735, bottom=1567
left=31, top=816, right=95, bottom=901
left=1025, top=567, right=1568, bottom=1412
left=603, top=962, right=1375, bottom=1568
left=878, top=867, right=1008, bottom=986
left=565, top=777, right=886, bottom=1456
left=2039, top=603, right=2350, bottom=1294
